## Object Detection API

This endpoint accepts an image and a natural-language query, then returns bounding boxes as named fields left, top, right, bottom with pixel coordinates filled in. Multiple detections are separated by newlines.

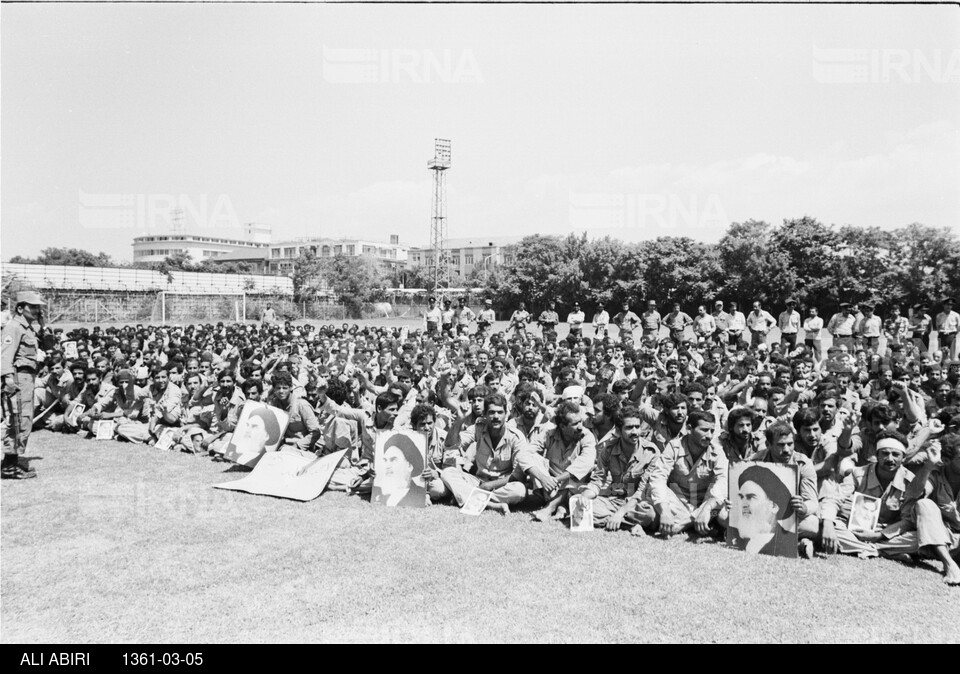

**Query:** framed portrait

left=372, top=430, right=428, bottom=508
left=95, top=419, right=116, bottom=440
left=154, top=427, right=177, bottom=451
left=849, top=493, right=881, bottom=533
left=461, top=487, right=493, bottom=516
left=62, top=341, right=79, bottom=360
left=65, top=403, right=85, bottom=427
left=569, top=494, right=594, bottom=532
left=727, top=462, right=798, bottom=558
left=222, top=402, right=289, bottom=468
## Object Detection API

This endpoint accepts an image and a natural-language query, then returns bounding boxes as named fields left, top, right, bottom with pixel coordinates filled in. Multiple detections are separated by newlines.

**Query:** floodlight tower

left=427, top=138, right=451, bottom=296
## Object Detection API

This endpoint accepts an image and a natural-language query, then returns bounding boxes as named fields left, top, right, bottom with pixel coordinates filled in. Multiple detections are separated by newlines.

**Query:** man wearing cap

left=424, top=296, right=442, bottom=337
left=441, top=298, right=456, bottom=336
left=2, top=291, right=46, bottom=478
left=712, top=301, right=731, bottom=346
left=909, top=304, right=933, bottom=355
left=537, top=301, right=559, bottom=342
left=477, top=300, right=496, bottom=337
left=827, top=303, right=857, bottom=352
left=456, top=297, right=476, bottom=336
left=778, top=300, right=801, bottom=350
left=935, top=298, right=960, bottom=360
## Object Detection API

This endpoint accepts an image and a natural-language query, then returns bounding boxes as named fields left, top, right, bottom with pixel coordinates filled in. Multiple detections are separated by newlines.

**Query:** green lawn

left=2, top=432, right=958, bottom=644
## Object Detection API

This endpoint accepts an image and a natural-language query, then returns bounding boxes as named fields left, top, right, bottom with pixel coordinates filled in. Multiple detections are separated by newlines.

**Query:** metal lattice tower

left=427, top=139, right=451, bottom=296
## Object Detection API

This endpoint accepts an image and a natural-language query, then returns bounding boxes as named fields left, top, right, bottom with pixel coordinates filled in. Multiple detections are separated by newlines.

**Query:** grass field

left=2, top=432, right=958, bottom=644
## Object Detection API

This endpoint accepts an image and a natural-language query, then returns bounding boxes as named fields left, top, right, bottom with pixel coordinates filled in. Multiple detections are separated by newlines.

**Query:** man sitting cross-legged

left=644, top=410, right=729, bottom=537
left=439, top=393, right=541, bottom=515
left=582, top=405, right=660, bottom=536
left=528, top=401, right=598, bottom=522
left=820, top=430, right=915, bottom=559
left=877, top=434, right=960, bottom=586
left=745, top=421, right=821, bottom=558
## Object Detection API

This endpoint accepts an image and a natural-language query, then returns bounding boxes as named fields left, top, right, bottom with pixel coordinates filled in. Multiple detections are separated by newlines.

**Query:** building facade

left=407, top=236, right=521, bottom=283
left=132, top=229, right=270, bottom=264
left=263, top=236, right=408, bottom=275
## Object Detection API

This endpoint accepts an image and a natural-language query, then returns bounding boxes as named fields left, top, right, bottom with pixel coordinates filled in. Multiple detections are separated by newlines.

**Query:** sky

left=2, top=3, right=958, bottom=262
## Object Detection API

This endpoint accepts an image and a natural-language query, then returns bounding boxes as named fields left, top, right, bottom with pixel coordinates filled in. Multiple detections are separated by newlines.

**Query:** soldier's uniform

left=2, top=291, right=46, bottom=479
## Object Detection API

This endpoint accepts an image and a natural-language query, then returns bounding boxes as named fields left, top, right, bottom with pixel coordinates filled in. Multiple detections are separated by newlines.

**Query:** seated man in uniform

left=266, top=370, right=321, bottom=451
left=644, top=410, right=729, bottom=537
left=583, top=405, right=660, bottom=536
left=878, top=433, right=960, bottom=586
left=439, top=393, right=540, bottom=515
left=528, top=401, right=597, bottom=522
left=746, top=421, right=821, bottom=558
left=820, top=430, right=915, bottom=559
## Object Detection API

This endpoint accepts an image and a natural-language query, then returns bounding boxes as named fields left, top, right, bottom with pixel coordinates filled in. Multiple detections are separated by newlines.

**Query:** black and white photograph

left=727, top=462, right=799, bottom=558
left=849, top=493, right=883, bottom=534
left=221, top=402, right=289, bottom=467
left=2, top=0, right=959, bottom=649
left=372, top=430, right=428, bottom=508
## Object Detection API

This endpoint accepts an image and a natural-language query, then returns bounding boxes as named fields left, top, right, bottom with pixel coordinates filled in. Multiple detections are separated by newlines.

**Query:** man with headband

left=820, top=430, right=914, bottom=558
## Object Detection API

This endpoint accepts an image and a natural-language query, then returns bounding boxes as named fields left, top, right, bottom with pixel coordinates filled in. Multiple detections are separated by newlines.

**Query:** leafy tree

left=887, top=223, right=960, bottom=310
left=769, top=216, right=841, bottom=309
left=291, top=249, right=327, bottom=304
left=637, top=237, right=720, bottom=309
left=317, top=254, right=387, bottom=317
left=717, top=220, right=792, bottom=307
left=10, top=247, right=115, bottom=267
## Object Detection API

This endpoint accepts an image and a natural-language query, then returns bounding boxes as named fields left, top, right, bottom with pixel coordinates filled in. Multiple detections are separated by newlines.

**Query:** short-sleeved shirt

left=648, top=435, right=729, bottom=508
left=456, top=419, right=537, bottom=481
left=587, top=434, right=660, bottom=501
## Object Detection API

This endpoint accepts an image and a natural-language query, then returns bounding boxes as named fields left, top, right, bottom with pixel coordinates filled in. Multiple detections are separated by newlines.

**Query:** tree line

left=482, top=218, right=960, bottom=316
left=8, top=217, right=959, bottom=318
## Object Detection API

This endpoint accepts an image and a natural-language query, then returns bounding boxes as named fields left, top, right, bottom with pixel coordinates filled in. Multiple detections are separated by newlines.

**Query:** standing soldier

left=2, top=291, right=46, bottom=479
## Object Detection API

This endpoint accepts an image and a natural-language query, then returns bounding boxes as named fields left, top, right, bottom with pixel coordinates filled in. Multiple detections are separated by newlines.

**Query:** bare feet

left=944, top=559, right=960, bottom=586
left=488, top=502, right=510, bottom=517
left=629, top=525, right=647, bottom=538
left=551, top=506, right=568, bottom=521
left=531, top=507, right=553, bottom=522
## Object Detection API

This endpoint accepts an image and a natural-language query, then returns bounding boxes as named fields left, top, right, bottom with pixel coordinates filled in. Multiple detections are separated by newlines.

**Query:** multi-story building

left=131, top=222, right=271, bottom=264
left=262, top=235, right=408, bottom=275
left=407, top=236, right=522, bottom=283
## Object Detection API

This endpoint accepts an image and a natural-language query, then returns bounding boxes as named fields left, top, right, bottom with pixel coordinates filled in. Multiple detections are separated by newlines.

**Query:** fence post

left=242, top=292, right=247, bottom=322
left=161, top=291, right=166, bottom=324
